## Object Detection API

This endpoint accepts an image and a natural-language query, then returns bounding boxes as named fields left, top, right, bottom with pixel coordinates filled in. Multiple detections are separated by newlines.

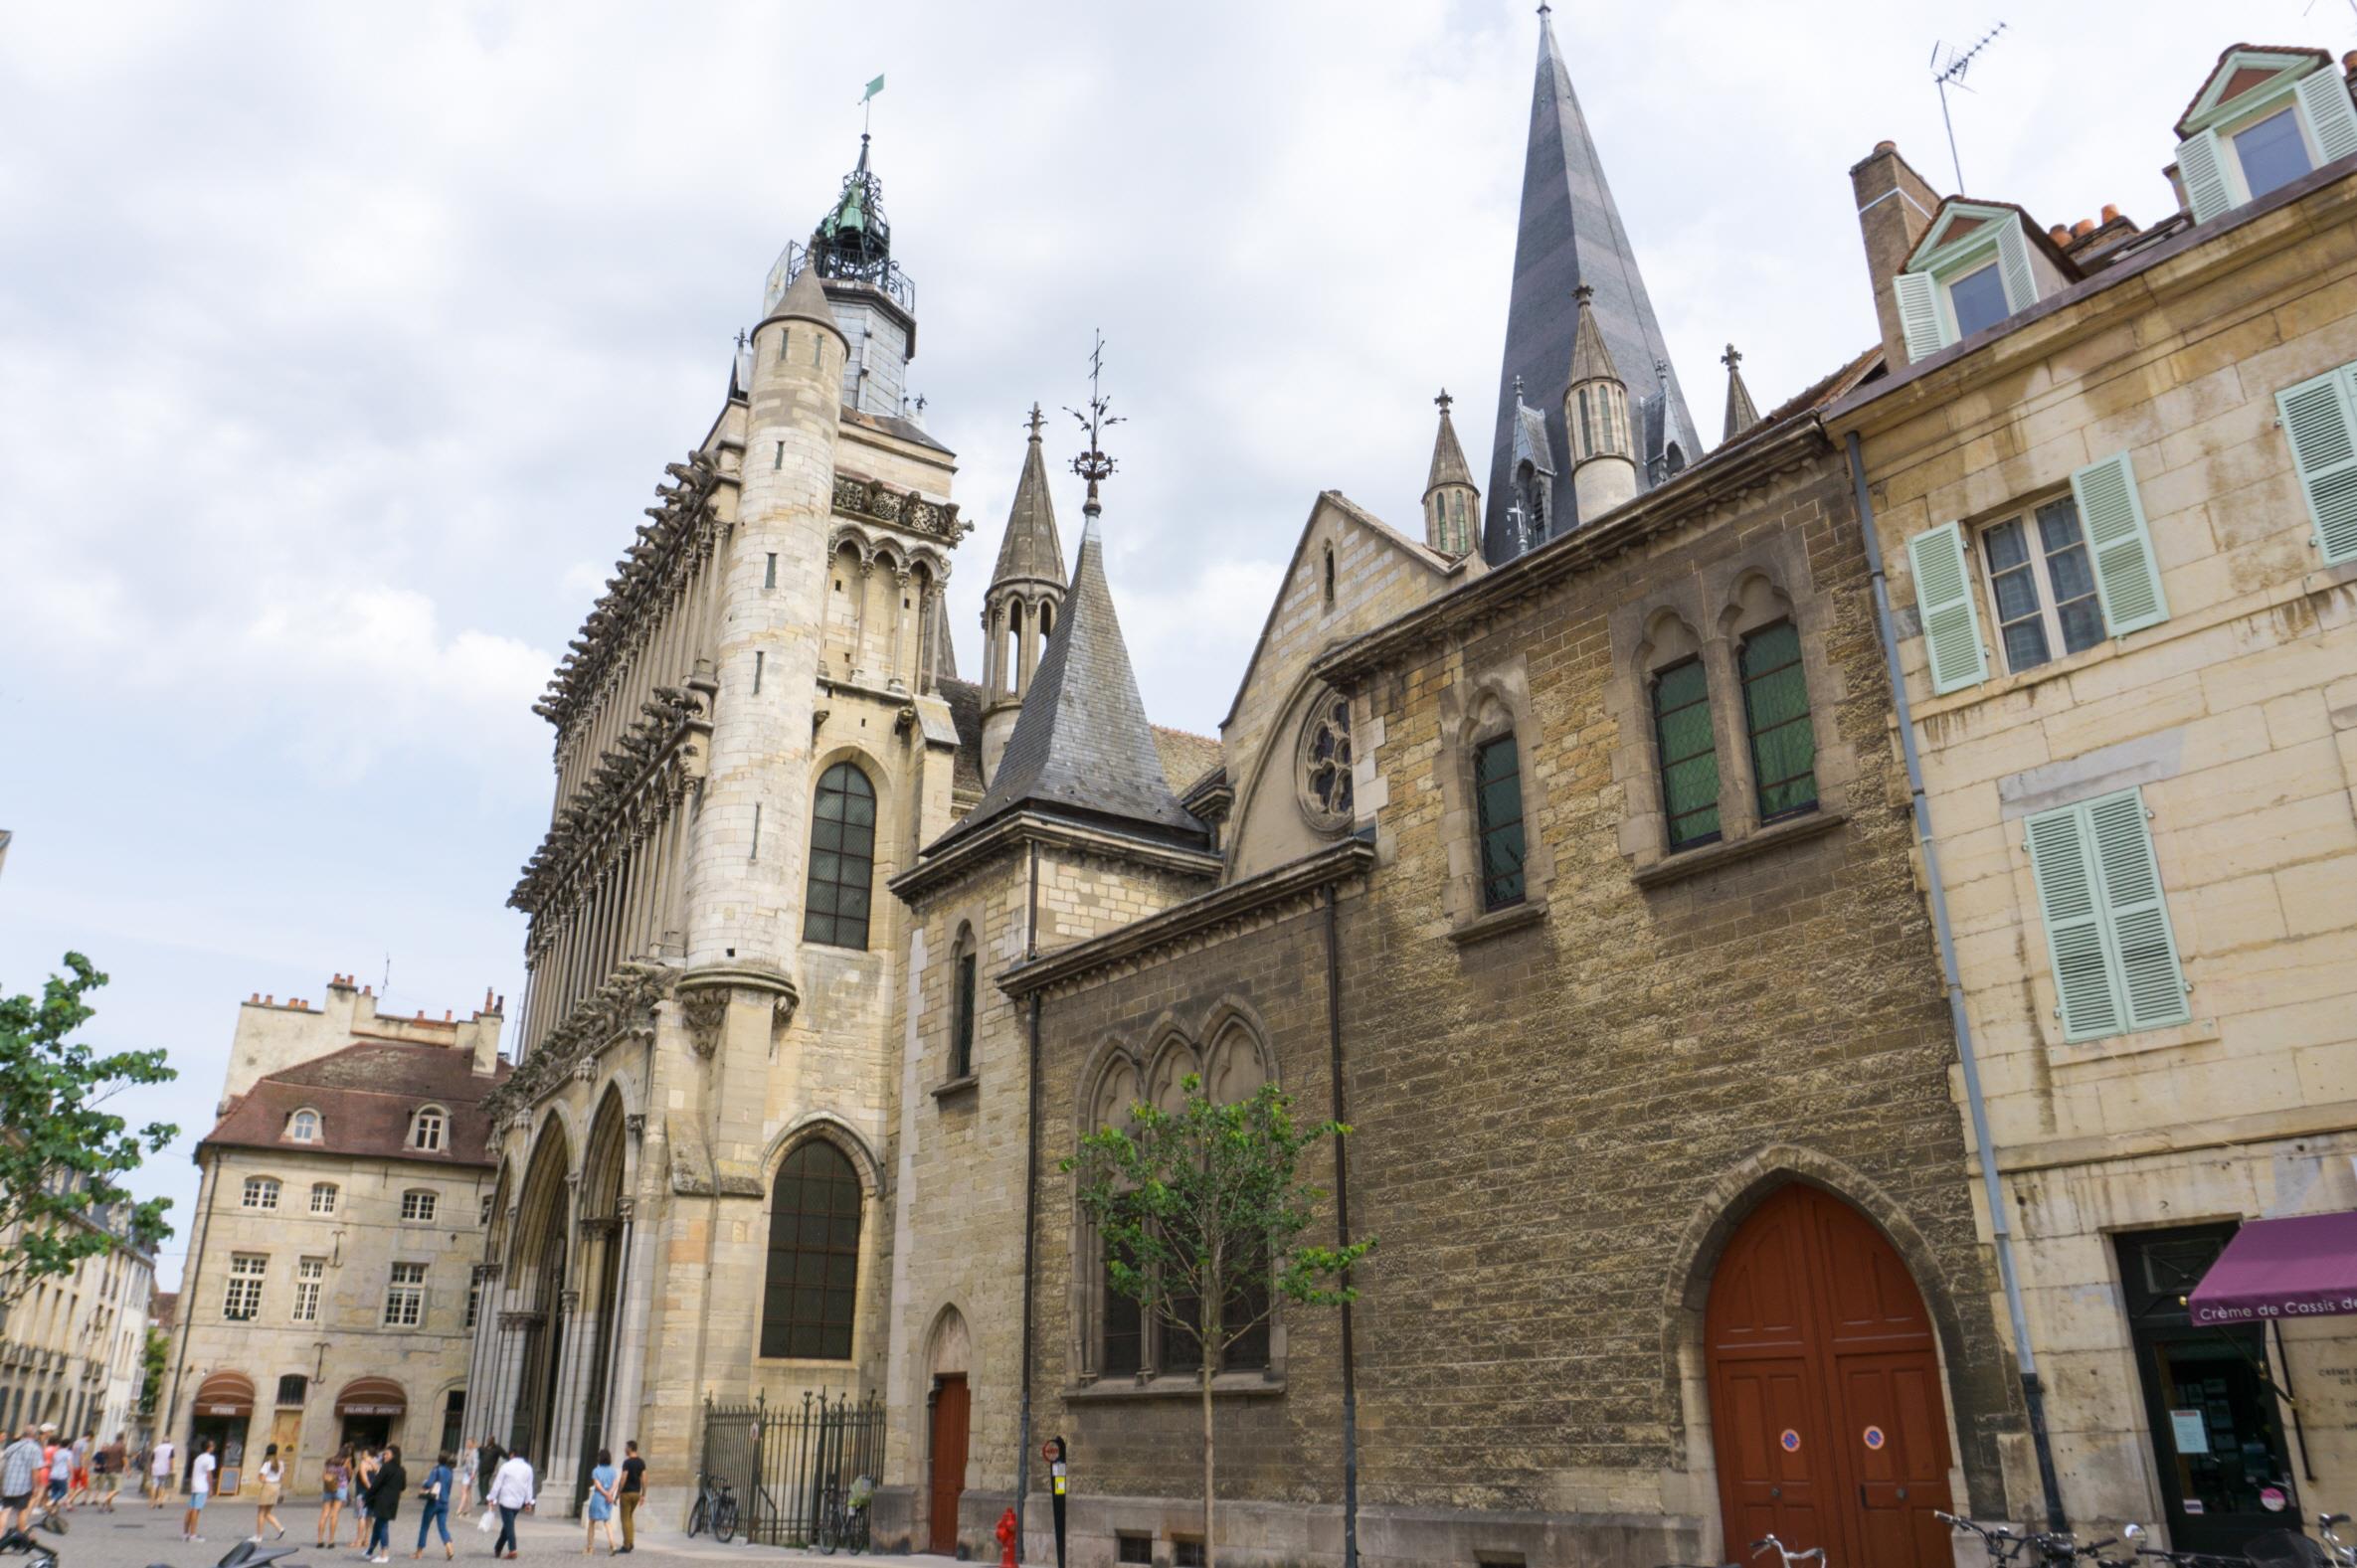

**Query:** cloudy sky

left=0, top=0, right=2302, bottom=1285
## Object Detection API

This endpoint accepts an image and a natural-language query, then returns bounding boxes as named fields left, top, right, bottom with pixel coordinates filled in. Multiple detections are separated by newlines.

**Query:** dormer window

left=1894, top=204, right=2052, bottom=363
left=285, top=1109, right=321, bottom=1143
left=2175, top=49, right=2357, bottom=225
left=410, top=1106, right=447, bottom=1152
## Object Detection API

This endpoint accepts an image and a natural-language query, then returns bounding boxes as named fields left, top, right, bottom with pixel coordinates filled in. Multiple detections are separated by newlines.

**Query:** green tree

left=139, top=1325, right=170, bottom=1417
left=1065, top=1076, right=1370, bottom=1568
left=0, top=954, right=176, bottom=1304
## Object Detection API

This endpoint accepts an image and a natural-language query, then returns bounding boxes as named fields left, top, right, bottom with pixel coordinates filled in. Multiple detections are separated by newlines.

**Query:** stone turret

left=980, top=407, right=1067, bottom=784
left=1722, top=342, right=1760, bottom=442
left=1564, top=284, right=1638, bottom=520
left=1422, top=391, right=1481, bottom=559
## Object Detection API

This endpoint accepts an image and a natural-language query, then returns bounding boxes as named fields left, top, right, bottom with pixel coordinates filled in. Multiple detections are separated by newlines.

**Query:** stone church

left=466, top=12, right=2037, bottom=1566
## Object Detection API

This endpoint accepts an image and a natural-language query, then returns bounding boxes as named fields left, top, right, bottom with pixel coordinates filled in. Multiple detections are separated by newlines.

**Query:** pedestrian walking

left=37, top=1426, right=68, bottom=1530
left=66, top=1431, right=91, bottom=1508
left=351, top=1444, right=379, bottom=1548
left=453, top=1441, right=477, bottom=1518
left=363, top=1445, right=407, bottom=1563
left=615, top=1441, right=643, bottom=1555
left=96, top=1433, right=126, bottom=1510
left=583, top=1451, right=617, bottom=1556
left=411, top=1450, right=453, bottom=1561
left=148, top=1436, right=176, bottom=1507
left=473, top=1439, right=502, bottom=1509
left=485, top=1449, right=534, bottom=1561
left=319, top=1445, right=352, bottom=1546
left=253, top=1442, right=287, bottom=1541
left=184, top=1437, right=217, bottom=1542
left=1, top=1425, right=45, bottom=1537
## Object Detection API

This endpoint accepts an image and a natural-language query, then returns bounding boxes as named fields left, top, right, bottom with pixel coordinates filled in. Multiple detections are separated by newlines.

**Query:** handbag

left=477, top=1506, right=498, bottom=1535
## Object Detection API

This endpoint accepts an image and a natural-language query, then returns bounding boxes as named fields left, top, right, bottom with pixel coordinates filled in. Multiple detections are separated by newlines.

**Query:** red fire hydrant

left=996, top=1504, right=1019, bottom=1566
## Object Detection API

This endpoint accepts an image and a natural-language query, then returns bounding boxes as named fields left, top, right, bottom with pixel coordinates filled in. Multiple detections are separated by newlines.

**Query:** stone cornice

left=511, top=690, right=707, bottom=921
left=482, top=960, right=676, bottom=1124
left=889, top=808, right=1224, bottom=907
left=832, top=471, right=969, bottom=548
left=998, top=838, right=1373, bottom=999
left=1313, top=417, right=1831, bottom=687
left=537, top=453, right=726, bottom=739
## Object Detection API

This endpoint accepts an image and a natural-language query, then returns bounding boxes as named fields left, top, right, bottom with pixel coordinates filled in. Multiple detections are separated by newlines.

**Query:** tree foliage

left=0, top=954, right=177, bottom=1304
left=1064, top=1075, right=1371, bottom=1567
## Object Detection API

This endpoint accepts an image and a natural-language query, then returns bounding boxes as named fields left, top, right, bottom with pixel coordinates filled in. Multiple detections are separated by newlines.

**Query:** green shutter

left=2175, top=129, right=2233, bottom=223
left=2025, top=802, right=2125, bottom=1040
left=1996, top=221, right=2038, bottom=313
left=2071, top=451, right=2170, bottom=636
left=1906, top=522, right=1988, bottom=694
left=2297, top=67, right=2357, bottom=164
left=2085, top=789, right=2191, bottom=1031
left=1894, top=270, right=1947, bottom=363
left=2276, top=364, right=2357, bottom=564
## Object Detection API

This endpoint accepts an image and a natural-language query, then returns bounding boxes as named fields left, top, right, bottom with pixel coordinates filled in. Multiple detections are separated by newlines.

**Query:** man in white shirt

left=146, top=1438, right=174, bottom=1508
left=485, top=1452, right=534, bottom=1561
left=182, top=1439, right=215, bottom=1542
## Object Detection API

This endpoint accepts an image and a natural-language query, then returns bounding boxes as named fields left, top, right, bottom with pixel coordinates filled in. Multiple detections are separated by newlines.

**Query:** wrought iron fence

left=701, top=1390, right=884, bottom=1549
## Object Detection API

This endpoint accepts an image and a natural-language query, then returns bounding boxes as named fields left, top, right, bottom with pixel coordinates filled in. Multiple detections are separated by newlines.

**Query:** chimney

left=1852, top=140, right=1943, bottom=374
left=2049, top=225, right=2072, bottom=246
left=2099, top=203, right=2120, bottom=225
left=2071, top=218, right=2095, bottom=239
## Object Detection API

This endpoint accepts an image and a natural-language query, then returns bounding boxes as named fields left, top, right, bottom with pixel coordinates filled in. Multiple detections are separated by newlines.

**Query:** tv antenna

left=1930, top=23, right=2007, bottom=194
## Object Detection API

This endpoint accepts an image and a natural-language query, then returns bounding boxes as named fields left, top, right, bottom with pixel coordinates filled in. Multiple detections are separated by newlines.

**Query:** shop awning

left=334, top=1376, right=408, bottom=1416
left=2188, top=1211, right=2357, bottom=1325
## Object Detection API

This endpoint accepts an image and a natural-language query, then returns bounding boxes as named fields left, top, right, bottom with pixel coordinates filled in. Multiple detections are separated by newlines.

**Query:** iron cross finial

left=734, top=328, right=748, bottom=352
left=1435, top=389, right=1453, bottom=415
left=1066, top=330, right=1123, bottom=515
left=1025, top=402, right=1045, bottom=439
left=1722, top=343, right=1742, bottom=371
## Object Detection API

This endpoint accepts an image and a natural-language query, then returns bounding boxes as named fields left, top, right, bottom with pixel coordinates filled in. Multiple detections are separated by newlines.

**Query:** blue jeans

left=494, top=1505, right=519, bottom=1556
left=366, top=1514, right=391, bottom=1555
left=415, top=1502, right=449, bottom=1549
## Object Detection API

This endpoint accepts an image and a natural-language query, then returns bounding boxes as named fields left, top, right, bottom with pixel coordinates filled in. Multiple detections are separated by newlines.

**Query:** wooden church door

left=1707, top=1184, right=1956, bottom=1568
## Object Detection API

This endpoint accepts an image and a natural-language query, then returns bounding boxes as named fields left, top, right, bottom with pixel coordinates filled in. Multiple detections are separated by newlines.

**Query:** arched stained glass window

left=804, top=763, right=877, bottom=950
left=760, top=1140, right=863, bottom=1360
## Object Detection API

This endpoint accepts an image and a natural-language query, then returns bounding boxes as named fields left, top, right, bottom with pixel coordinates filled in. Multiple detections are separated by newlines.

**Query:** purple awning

left=2188, top=1211, right=2357, bottom=1326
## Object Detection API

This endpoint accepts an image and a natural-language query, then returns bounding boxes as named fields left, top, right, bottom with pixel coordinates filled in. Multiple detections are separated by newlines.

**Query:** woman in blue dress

left=583, top=1451, right=618, bottom=1556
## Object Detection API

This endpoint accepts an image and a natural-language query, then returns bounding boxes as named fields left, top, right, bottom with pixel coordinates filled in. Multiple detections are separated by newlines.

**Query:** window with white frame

left=464, top=1280, right=481, bottom=1330
left=383, top=1263, right=426, bottom=1327
left=1893, top=204, right=2044, bottom=363
left=1977, top=496, right=2105, bottom=674
left=400, top=1189, right=439, bottom=1223
left=2175, top=53, right=2357, bottom=225
left=410, top=1107, right=447, bottom=1152
left=310, top=1181, right=338, bottom=1215
left=223, top=1254, right=267, bottom=1321
left=285, top=1109, right=320, bottom=1142
left=242, top=1176, right=281, bottom=1211
left=291, top=1257, right=324, bottom=1323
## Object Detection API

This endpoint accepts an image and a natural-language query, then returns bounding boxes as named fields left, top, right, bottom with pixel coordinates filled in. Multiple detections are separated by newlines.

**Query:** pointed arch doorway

left=1706, top=1184, right=1956, bottom=1568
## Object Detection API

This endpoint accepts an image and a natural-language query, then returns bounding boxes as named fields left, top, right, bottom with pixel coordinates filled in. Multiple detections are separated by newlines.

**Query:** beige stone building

left=0, top=1192, right=156, bottom=1448
left=159, top=976, right=506, bottom=1492
left=1830, top=42, right=2357, bottom=1556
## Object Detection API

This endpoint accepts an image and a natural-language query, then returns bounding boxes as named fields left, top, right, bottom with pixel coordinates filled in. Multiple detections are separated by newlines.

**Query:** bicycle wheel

left=713, top=1495, right=737, bottom=1545
left=686, top=1495, right=707, bottom=1538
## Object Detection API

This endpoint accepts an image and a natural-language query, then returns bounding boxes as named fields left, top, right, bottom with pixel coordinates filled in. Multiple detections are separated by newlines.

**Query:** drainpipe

left=1322, top=888, right=1360, bottom=1568
left=1845, top=431, right=2068, bottom=1534
left=1013, top=842, right=1042, bottom=1559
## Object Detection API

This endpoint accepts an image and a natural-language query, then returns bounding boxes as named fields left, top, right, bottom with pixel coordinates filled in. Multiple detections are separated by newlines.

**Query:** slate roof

left=936, top=676, right=988, bottom=796
left=1424, top=402, right=1476, bottom=494
left=774, top=258, right=837, bottom=334
left=930, top=516, right=1207, bottom=851
left=197, top=1041, right=509, bottom=1169
left=1485, top=6, right=1694, bottom=561
left=992, top=426, right=1068, bottom=588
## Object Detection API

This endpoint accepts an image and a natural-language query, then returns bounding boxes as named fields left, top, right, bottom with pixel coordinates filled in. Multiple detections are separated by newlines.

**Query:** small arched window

left=309, top=1182, right=339, bottom=1215
left=804, top=763, right=877, bottom=950
left=951, top=925, right=979, bottom=1080
left=760, top=1140, right=863, bottom=1359
left=242, top=1176, right=281, bottom=1211
left=409, top=1106, right=448, bottom=1152
left=286, top=1109, right=321, bottom=1143
left=1038, top=601, right=1053, bottom=640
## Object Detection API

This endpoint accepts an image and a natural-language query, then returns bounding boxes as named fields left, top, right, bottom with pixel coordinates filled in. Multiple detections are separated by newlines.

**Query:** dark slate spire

left=1722, top=343, right=1760, bottom=442
left=992, top=405, right=1068, bottom=590
left=1484, top=5, right=1695, bottom=562
left=944, top=508, right=1204, bottom=847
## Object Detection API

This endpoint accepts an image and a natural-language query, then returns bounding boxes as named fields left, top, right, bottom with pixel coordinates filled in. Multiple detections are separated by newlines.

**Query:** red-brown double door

left=1707, top=1184, right=1955, bottom=1568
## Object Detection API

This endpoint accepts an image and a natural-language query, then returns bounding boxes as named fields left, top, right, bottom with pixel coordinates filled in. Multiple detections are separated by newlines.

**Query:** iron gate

left=700, top=1391, right=884, bottom=1548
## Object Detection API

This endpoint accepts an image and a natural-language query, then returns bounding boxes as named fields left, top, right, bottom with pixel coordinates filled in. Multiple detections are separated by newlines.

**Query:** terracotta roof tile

left=198, top=1042, right=509, bottom=1169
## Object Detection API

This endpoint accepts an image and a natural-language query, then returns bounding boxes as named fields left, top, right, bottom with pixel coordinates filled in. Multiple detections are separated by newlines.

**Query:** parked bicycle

left=685, top=1473, right=738, bottom=1544
left=812, top=1471, right=873, bottom=1555
left=1656, top=1532, right=1830, bottom=1568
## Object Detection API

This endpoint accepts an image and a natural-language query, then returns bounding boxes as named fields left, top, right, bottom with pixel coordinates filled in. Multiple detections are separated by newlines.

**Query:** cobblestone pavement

left=11, top=1500, right=967, bottom=1568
